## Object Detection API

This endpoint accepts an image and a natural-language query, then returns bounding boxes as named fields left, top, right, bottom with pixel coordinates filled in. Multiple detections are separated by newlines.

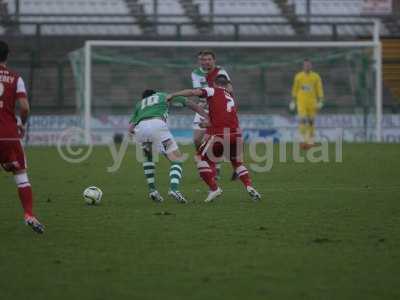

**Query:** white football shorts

left=192, top=113, right=206, bottom=130
left=135, top=118, right=178, bottom=154
left=192, top=106, right=209, bottom=130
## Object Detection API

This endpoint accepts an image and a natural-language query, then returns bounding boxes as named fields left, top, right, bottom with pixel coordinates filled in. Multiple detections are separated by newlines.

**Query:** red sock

left=18, top=186, right=33, bottom=217
left=197, top=161, right=218, bottom=191
left=234, top=165, right=252, bottom=187
left=15, top=173, right=34, bottom=217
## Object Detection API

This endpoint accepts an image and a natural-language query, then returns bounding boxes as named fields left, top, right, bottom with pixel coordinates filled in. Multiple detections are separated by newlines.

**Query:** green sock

left=169, top=162, right=183, bottom=191
left=143, top=161, right=156, bottom=191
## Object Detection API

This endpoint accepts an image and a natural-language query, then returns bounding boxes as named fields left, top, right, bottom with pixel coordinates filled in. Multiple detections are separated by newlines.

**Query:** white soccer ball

left=83, top=186, right=103, bottom=205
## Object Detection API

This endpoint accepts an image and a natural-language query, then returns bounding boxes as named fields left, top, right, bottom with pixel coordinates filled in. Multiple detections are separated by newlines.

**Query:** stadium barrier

left=26, top=114, right=400, bottom=145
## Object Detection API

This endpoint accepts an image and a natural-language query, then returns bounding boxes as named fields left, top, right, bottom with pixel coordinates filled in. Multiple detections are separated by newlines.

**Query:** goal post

left=71, top=21, right=382, bottom=144
left=373, top=20, right=383, bottom=143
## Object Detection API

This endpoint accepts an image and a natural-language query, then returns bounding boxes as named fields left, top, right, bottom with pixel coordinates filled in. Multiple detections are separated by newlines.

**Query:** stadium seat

left=137, top=0, right=198, bottom=35
left=292, top=0, right=389, bottom=36
left=193, top=0, right=294, bottom=36
left=3, top=0, right=142, bottom=35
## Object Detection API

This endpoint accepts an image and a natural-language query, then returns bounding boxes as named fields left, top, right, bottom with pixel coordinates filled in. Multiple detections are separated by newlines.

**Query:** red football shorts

left=199, top=134, right=244, bottom=163
left=0, top=139, right=27, bottom=172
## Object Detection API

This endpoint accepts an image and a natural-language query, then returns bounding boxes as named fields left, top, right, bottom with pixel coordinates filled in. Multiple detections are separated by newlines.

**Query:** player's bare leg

left=164, top=140, right=187, bottom=204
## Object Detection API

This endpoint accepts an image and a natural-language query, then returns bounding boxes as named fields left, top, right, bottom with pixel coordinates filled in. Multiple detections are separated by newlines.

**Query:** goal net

left=69, top=39, right=382, bottom=144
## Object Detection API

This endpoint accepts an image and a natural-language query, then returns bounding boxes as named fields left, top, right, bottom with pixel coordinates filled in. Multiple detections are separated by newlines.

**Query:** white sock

left=14, top=173, right=31, bottom=188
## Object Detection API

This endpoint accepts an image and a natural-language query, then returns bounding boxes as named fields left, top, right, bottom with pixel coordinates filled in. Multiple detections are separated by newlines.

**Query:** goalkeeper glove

left=289, top=101, right=296, bottom=112
left=317, top=101, right=324, bottom=110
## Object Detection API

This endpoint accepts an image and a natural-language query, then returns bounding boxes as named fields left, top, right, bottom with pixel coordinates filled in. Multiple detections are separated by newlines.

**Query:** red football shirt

left=201, top=87, right=240, bottom=136
left=206, top=67, right=225, bottom=87
left=0, top=65, right=27, bottom=139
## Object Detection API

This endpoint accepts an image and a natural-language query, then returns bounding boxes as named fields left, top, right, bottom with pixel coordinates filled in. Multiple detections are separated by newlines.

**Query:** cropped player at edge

left=0, top=41, right=44, bottom=234
left=129, top=90, right=208, bottom=204
left=191, top=49, right=234, bottom=180
left=168, top=75, right=261, bottom=203
left=290, top=59, right=324, bottom=149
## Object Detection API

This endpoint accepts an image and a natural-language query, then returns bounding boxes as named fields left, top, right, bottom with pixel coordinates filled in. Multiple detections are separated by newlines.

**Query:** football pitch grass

left=1, top=144, right=399, bottom=300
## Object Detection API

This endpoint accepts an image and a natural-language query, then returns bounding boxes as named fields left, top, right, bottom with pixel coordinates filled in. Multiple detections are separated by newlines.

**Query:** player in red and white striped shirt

left=0, top=41, right=44, bottom=233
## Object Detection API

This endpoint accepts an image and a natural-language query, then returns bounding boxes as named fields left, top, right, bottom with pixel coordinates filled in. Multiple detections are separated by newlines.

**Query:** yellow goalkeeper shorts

left=297, top=101, right=317, bottom=119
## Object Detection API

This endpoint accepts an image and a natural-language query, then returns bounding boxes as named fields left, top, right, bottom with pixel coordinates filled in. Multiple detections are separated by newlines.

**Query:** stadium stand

left=0, top=0, right=11, bottom=34
left=292, top=0, right=390, bottom=36
left=0, top=0, right=395, bottom=37
left=137, top=0, right=198, bottom=35
left=179, top=0, right=210, bottom=33
left=193, top=0, right=295, bottom=36
left=2, top=0, right=141, bottom=35
left=0, top=9, right=4, bottom=34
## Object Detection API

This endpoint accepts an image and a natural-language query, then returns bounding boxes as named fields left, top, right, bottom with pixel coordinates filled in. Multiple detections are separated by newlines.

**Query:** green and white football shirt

left=130, top=92, right=187, bottom=125
left=191, top=66, right=230, bottom=89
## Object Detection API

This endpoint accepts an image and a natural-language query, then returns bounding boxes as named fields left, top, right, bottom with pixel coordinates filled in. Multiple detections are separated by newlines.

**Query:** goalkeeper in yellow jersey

left=290, top=59, right=324, bottom=149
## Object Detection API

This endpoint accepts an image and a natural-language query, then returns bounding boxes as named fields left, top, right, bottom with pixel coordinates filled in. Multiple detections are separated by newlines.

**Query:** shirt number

left=141, top=95, right=159, bottom=109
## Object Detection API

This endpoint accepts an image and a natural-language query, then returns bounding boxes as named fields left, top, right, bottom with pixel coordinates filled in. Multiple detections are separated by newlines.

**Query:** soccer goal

left=69, top=21, right=382, bottom=144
